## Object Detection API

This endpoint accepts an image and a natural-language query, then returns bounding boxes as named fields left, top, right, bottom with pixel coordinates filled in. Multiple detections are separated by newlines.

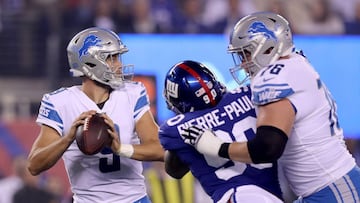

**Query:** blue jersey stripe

left=41, top=99, right=54, bottom=107
left=134, top=94, right=149, bottom=113
left=253, top=83, right=288, bottom=89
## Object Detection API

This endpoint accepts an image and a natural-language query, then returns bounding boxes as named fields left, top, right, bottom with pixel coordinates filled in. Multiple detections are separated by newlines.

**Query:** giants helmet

left=164, top=60, right=226, bottom=114
left=67, top=27, right=134, bottom=88
left=228, top=12, right=294, bottom=85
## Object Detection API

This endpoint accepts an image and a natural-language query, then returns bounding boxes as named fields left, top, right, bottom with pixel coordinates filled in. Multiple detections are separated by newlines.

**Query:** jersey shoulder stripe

left=119, top=82, right=150, bottom=121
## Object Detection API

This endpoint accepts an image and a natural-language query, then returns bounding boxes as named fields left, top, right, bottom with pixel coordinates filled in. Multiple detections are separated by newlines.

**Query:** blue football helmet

left=164, top=60, right=226, bottom=114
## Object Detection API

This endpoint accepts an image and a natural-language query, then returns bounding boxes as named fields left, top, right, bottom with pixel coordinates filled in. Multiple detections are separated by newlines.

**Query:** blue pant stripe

left=296, top=166, right=360, bottom=203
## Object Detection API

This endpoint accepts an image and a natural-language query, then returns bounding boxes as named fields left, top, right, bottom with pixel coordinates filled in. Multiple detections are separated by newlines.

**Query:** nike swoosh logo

left=263, top=77, right=275, bottom=82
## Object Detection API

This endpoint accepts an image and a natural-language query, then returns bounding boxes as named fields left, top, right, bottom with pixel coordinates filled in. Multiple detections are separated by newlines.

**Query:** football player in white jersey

left=181, top=12, right=360, bottom=203
left=27, top=27, right=164, bottom=203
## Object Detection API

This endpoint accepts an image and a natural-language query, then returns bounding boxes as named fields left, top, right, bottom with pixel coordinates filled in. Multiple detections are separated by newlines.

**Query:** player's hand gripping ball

left=76, top=113, right=112, bottom=155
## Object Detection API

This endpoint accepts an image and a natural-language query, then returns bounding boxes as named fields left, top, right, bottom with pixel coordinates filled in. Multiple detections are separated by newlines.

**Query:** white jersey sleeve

left=35, top=82, right=151, bottom=203
left=251, top=53, right=356, bottom=197
left=37, top=87, right=71, bottom=136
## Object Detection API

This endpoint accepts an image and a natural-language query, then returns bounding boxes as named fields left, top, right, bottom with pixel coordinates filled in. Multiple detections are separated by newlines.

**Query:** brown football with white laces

left=75, top=113, right=111, bottom=155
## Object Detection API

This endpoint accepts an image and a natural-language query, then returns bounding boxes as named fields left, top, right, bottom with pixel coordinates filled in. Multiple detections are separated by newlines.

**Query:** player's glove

left=180, top=125, right=204, bottom=146
left=181, top=126, right=225, bottom=157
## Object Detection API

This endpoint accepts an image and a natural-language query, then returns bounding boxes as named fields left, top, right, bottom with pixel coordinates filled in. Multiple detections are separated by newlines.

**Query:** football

left=75, top=113, right=112, bottom=155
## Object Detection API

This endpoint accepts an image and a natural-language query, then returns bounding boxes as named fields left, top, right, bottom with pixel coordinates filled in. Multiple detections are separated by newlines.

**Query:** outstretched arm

left=181, top=99, right=294, bottom=164
left=180, top=126, right=253, bottom=163
left=121, top=110, right=164, bottom=161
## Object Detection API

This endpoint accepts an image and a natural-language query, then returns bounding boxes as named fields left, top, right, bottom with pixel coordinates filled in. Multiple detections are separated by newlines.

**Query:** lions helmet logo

left=248, top=21, right=277, bottom=41
left=78, top=35, right=101, bottom=58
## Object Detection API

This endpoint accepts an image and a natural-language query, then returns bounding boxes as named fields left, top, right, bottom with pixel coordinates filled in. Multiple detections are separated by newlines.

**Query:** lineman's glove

left=181, top=126, right=224, bottom=157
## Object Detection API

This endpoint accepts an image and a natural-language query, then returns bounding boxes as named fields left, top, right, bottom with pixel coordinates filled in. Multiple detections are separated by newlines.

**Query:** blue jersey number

left=317, top=79, right=341, bottom=136
left=99, top=123, right=121, bottom=173
left=260, top=64, right=284, bottom=77
left=99, top=150, right=121, bottom=173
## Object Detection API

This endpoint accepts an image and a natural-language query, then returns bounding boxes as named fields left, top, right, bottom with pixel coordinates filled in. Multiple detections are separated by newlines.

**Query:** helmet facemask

left=229, top=44, right=256, bottom=85
left=104, top=52, right=134, bottom=86
left=83, top=43, right=134, bottom=89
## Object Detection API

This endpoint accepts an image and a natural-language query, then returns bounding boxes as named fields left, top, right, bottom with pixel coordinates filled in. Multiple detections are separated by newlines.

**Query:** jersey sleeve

left=36, top=92, right=64, bottom=136
left=251, top=62, right=298, bottom=105
left=159, top=122, right=187, bottom=151
left=129, top=82, right=151, bottom=122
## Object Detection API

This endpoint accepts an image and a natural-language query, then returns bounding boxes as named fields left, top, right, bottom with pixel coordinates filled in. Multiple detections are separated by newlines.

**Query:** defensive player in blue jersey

left=27, top=27, right=164, bottom=203
left=159, top=60, right=283, bottom=203
left=181, top=12, right=360, bottom=203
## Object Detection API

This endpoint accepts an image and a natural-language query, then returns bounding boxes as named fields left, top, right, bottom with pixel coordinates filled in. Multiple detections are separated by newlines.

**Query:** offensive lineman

left=181, top=12, right=360, bottom=203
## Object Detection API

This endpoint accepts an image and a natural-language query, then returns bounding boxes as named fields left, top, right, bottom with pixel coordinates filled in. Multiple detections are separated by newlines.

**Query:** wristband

left=196, top=130, right=223, bottom=157
left=218, top=143, right=230, bottom=159
left=116, top=144, right=134, bottom=158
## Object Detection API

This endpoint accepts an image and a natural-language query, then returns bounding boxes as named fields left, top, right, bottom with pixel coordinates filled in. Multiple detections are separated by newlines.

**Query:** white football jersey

left=36, top=82, right=150, bottom=203
left=251, top=53, right=356, bottom=197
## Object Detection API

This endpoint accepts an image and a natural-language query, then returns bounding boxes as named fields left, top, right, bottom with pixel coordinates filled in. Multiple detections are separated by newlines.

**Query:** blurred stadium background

left=1, top=0, right=360, bottom=202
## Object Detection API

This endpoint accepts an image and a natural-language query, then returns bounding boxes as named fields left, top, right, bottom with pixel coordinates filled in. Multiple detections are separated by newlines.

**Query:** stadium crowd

left=2, top=0, right=360, bottom=35
left=1, top=0, right=360, bottom=78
